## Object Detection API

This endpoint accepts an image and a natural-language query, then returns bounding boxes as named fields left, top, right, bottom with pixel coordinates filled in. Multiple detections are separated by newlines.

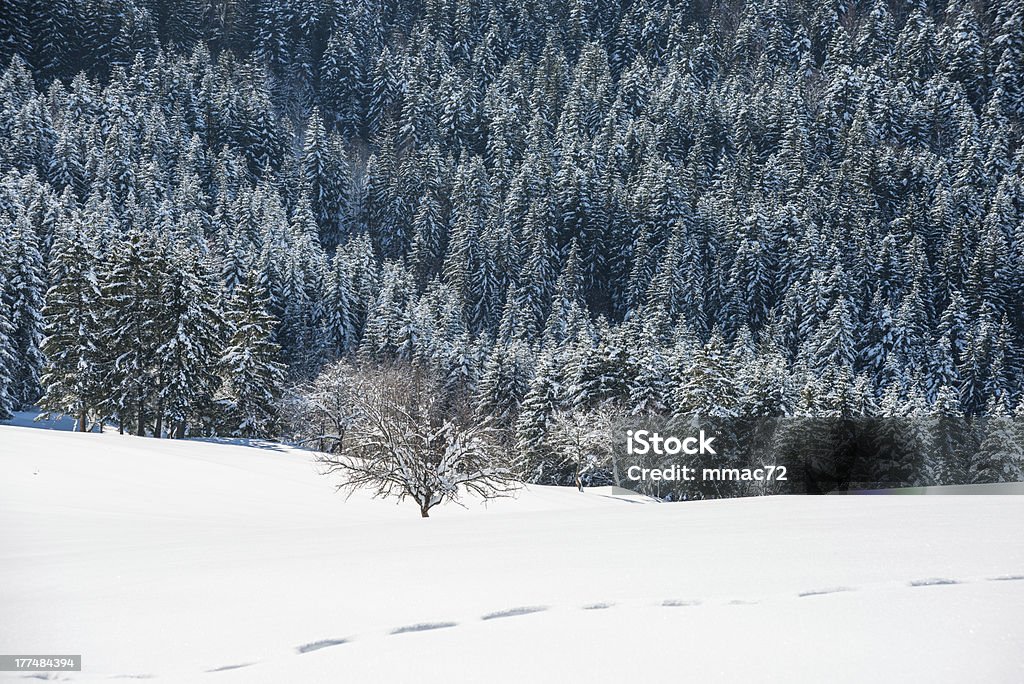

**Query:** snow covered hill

left=2, top=422, right=1023, bottom=683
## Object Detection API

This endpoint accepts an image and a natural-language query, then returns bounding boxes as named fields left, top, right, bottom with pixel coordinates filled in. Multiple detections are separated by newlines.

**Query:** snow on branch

left=311, top=361, right=518, bottom=517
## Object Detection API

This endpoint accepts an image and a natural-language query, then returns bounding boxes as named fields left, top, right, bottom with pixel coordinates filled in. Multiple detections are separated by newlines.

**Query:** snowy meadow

left=2, top=421, right=1023, bottom=682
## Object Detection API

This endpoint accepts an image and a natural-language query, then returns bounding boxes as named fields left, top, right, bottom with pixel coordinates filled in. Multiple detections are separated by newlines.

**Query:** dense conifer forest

left=0, top=0, right=1022, bottom=486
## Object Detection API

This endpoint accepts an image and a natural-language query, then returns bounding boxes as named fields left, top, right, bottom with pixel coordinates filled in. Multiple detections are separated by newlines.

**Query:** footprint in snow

left=205, top=662, right=255, bottom=672
left=482, top=606, right=549, bottom=620
left=661, top=599, right=701, bottom=607
left=798, top=587, right=852, bottom=597
left=391, top=621, right=458, bottom=635
left=296, top=638, right=348, bottom=654
left=908, top=578, right=961, bottom=587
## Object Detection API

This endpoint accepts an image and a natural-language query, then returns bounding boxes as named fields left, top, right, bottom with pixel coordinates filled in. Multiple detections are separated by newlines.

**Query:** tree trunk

left=610, top=451, right=621, bottom=487
left=154, top=394, right=163, bottom=438
left=136, top=390, right=146, bottom=437
left=420, top=504, right=430, bottom=518
left=76, top=411, right=87, bottom=433
left=174, top=421, right=185, bottom=439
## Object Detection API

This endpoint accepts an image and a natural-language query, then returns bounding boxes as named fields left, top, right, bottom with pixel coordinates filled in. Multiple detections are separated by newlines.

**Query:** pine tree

left=99, top=228, right=166, bottom=436
left=993, top=0, right=1024, bottom=117
left=38, top=210, right=103, bottom=430
left=443, top=156, right=495, bottom=333
left=970, top=401, right=1024, bottom=484
left=565, top=319, right=629, bottom=410
left=943, top=0, right=986, bottom=104
left=155, top=248, right=222, bottom=438
left=542, top=238, right=585, bottom=345
left=738, top=349, right=794, bottom=418
left=515, top=351, right=564, bottom=484
left=408, top=189, right=447, bottom=284
left=671, top=333, right=739, bottom=418
left=923, top=384, right=968, bottom=486
left=626, top=316, right=671, bottom=416
left=320, top=29, right=365, bottom=138
left=366, top=45, right=399, bottom=139
left=219, top=276, right=286, bottom=438
left=1, top=211, right=46, bottom=408
left=477, top=339, right=533, bottom=423
left=0, top=248, right=16, bottom=419
left=321, top=250, right=356, bottom=360
left=808, top=293, right=857, bottom=371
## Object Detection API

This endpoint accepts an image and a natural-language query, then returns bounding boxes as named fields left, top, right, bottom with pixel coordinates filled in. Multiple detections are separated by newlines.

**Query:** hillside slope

left=1, top=423, right=1023, bottom=683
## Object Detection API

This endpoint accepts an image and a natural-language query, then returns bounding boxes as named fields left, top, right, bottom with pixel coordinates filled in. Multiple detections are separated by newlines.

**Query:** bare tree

left=314, top=362, right=517, bottom=517
left=549, top=406, right=616, bottom=491
left=285, top=362, right=362, bottom=452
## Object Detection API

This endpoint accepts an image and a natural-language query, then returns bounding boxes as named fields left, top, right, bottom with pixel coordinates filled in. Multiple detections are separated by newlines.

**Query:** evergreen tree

left=671, top=333, right=739, bottom=418
left=38, top=211, right=103, bottom=430
left=477, top=339, right=532, bottom=422
left=516, top=350, right=563, bottom=483
left=219, top=276, right=286, bottom=438
left=970, top=403, right=1024, bottom=484
left=1, top=212, right=46, bottom=408
left=0, top=246, right=16, bottom=419
left=0, top=0, right=1021, bottom=476
left=321, top=250, right=356, bottom=360
left=99, top=228, right=166, bottom=435
left=994, top=0, right=1024, bottom=116
left=155, top=248, right=222, bottom=438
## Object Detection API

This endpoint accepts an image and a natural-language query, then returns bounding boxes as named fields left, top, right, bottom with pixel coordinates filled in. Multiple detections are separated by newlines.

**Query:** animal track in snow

left=391, top=621, right=458, bottom=635
left=296, top=638, right=348, bottom=654
left=205, top=663, right=255, bottom=672
left=908, top=578, right=961, bottom=587
left=481, top=606, right=549, bottom=620
left=661, top=599, right=701, bottom=607
left=798, top=587, right=853, bottom=597
left=199, top=572, right=1024, bottom=677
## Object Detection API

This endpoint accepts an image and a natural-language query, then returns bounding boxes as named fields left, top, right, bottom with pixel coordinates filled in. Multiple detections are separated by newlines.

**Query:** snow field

left=1, top=423, right=1023, bottom=682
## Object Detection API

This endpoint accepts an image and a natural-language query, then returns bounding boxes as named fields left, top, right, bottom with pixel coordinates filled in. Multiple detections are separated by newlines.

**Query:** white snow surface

left=2, top=421, right=1023, bottom=683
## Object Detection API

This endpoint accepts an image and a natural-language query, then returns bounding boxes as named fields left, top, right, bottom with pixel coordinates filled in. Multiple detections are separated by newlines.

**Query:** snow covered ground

left=2, top=420, right=1023, bottom=683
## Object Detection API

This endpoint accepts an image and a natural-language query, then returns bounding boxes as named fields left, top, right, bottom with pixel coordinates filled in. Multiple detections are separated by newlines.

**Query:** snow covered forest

left=0, top=0, right=1023, bottom=486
